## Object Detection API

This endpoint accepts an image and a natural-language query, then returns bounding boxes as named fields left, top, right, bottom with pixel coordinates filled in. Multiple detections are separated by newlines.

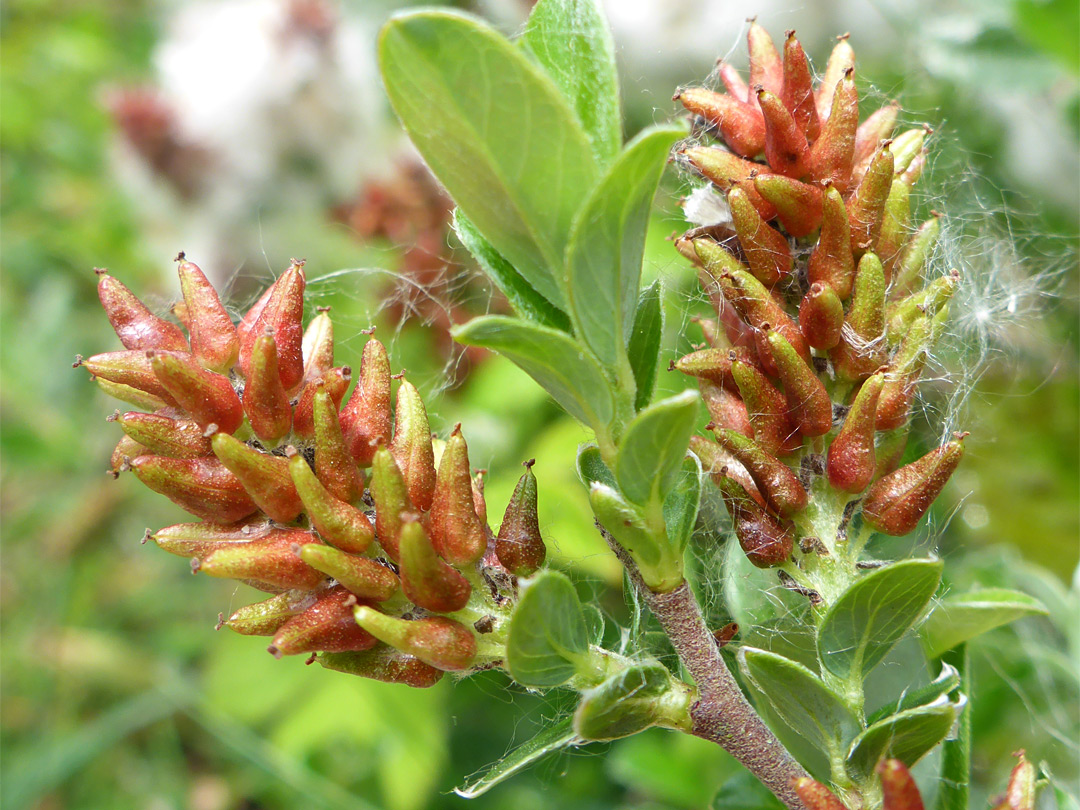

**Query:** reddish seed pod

left=752, top=174, right=823, bottom=238
left=853, top=103, right=899, bottom=171
left=390, top=379, right=437, bottom=512
left=715, top=472, right=794, bottom=567
left=700, top=380, right=754, bottom=438
left=862, top=434, right=966, bottom=536
left=730, top=355, right=801, bottom=457
left=340, top=337, right=393, bottom=467
left=847, top=143, right=895, bottom=258
left=318, top=647, right=444, bottom=688
left=876, top=315, right=933, bottom=430
left=831, top=252, right=887, bottom=381
left=176, top=256, right=239, bottom=373
left=747, top=21, right=784, bottom=98
left=718, top=60, right=749, bottom=101
left=301, top=308, right=335, bottom=385
left=80, top=350, right=180, bottom=407
left=398, top=518, right=472, bottom=613
left=110, top=434, right=147, bottom=474
left=238, top=261, right=306, bottom=392
left=799, top=283, right=845, bottom=350
left=681, top=147, right=777, bottom=219
left=270, top=587, right=378, bottom=656
left=756, top=88, right=810, bottom=178
left=876, top=760, right=925, bottom=810
left=1003, top=751, right=1036, bottom=810
left=353, top=608, right=478, bottom=672
left=129, top=454, right=257, bottom=523
left=765, top=329, right=834, bottom=438
left=827, top=372, right=884, bottom=493
left=781, top=31, right=820, bottom=141
left=809, top=69, right=858, bottom=192
left=224, top=590, right=318, bottom=637
left=114, top=411, right=212, bottom=458
left=815, top=35, right=856, bottom=123
left=714, top=428, right=807, bottom=516
left=875, top=425, right=910, bottom=477
left=287, top=446, right=375, bottom=554
left=313, top=388, right=364, bottom=505
left=211, top=432, right=304, bottom=523
left=149, top=350, right=244, bottom=434
left=299, top=544, right=399, bottom=602
left=496, top=460, right=546, bottom=577
left=793, top=777, right=851, bottom=810
left=195, top=528, right=324, bottom=590
left=714, top=263, right=810, bottom=364
left=291, top=367, right=351, bottom=440
left=673, top=347, right=738, bottom=388
left=676, top=88, right=766, bottom=158
left=150, top=517, right=273, bottom=558
left=243, top=333, right=293, bottom=443
left=429, top=425, right=487, bottom=566
left=237, top=284, right=273, bottom=347
left=471, top=469, right=488, bottom=526
left=96, top=270, right=188, bottom=352
left=807, top=184, right=856, bottom=299
left=690, top=435, right=766, bottom=507
left=95, top=377, right=170, bottom=412
left=370, top=446, right=411, bottom=561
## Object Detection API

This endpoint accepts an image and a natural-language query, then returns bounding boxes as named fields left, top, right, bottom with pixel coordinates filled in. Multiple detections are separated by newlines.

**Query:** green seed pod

left=831, top=252, right=887, bottom=381
left=755, top=87, right=810, bottom=178
left=799, top=282, right=845, bottom=350
left=714, top=428, right=807, bottom=515
left=270, top=587, right=377, bottom=657
left=370, top=446, right=411, bottom=561
left=224, top=590, right=318, bottom=636
left=300, top=307, right=335, bottom=385
left=212, top=432, right=304, bottom=523
left=731, top=355, right=801, bottom=457
left=287, top=446, right=375, bottom=554
left=129, top=455, right=257, bottom=523
left=807, top=184, right=856, bottom=299
left=243, top=333, right=293, bottom=443
left=429, top=425, right=486, bottom=566
left=712, top=264, right=810, bottom=363
left=95, top=377, right=171, bottom=412
left=96, top=269, right=189, bottom=353
left=495, top=460, right=546, bottom=577
left=809, top=68, right=858, bottom=192
left=729, top=186, right=793, bottom=284
left=886, top=270, right=959, bottom=344
left=318, top=647, right=444, bottom=688
left=846, top=143, right=895, bottom=258
left=176, top=255, right=239, bottom=373
left=862, top=434, right=966, bottom=536
left=889, top=128, right=927, bottom=177
left=314, top=387, right=364, bottom=505
left=299, top=545, right=399, bottom=602
left=195, top=528, right=325, bottom=590
left=681, top=147, right=777, bottom=219
left=675, top=87, right=765, bottom=158
left=876, top=760, right=925, bottom=810
left=150, top=517, right=272, bottom=558
left=79, top=350, right=180, bottom=408
left=353, top=608, right=477, bottom=672
left=390, top=379, right=437, bottom=513
left=149, top=350, right=244, bottom=434
left=113, top=411, right=212, bottom=459
left=765, top=328, right=833, bottom=437
left=781, top=31, right=820, bottom=141
left=752, top=173, right=823, bottom=237
left=398, top=518, right=472, bottom=613
left=237, top=260, right=306, bottom=391
left=827, top=372, right=884, bottom=493
left=890, top=213, right=943, bottom=298
left=877, top=177, right=911, bottom=282
left=673, top=346, right=738, bottom=387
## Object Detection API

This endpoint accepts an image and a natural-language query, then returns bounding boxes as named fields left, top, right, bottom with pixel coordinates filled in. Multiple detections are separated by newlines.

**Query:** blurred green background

left=2, top=1, right=1077, bottom=809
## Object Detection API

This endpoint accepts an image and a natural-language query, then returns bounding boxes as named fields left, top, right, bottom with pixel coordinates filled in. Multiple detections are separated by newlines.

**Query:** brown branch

left=600, top=525, right=808, bottom=810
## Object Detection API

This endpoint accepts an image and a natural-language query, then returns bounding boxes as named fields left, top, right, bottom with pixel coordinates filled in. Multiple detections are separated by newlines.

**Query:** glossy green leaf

left=919, top=588, right=1049, bottom=660
left=662, top=451, right=701, bottom=557
left=576, top=443, right=616, bottom=489
left=565, top=126, right=682, bottom=366
left=379, top=10, right=597, bottom=309
left=846, top=694, right=965, bottom=781
left=867, top=660, right=960, bottom=726
left=519, top=0, right=621, bottom=166
left=507, top=570, right=590, bottom=687
left=574, top=662, right=690, bottom=741
left=615, top=390, right=699, bottom=505
left=453, top=316, right=614, bottom=431
left=452, top=211, right=570, bottom=331
left=739, top=648, right=861, bottom=758
left=454, top=716, right=578, bottom=798
left=818, top=559, right=943, bottom=683
left=628, top=280, right=664, bottom=411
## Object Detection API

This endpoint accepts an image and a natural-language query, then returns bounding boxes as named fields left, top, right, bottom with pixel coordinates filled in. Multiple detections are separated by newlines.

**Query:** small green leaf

left=846, top=694, right=965, bottom=781
left=576, top=443, right=616, bottom=489
left=867, top=661, right=960, bottom=726
left=564, top=126, right=682, bottom=367
left=507, top=570, right=590, bottom=687
left=453, top=316, right=614, bottom=431
left=379, top=10, right=597, bottom=309
left=628, top=280, right=664, bottom=411
left=662, top=451, right=701, bottom=557
left=454, top=716, right=578, bottom=798
left=615, top=390, right=699, bottom=505
left=519, top=0, right=621, bottom=167
left=574, top=662, right=690, bottom=741
left=818, top=559, right=943, bottom=683
left=589, top=482, right=664, bottom=569
left=739, top=648, right=861, bottom=759
left=919, top=588, right=1049, bottom=660
left=453, top=211, right=570, bottom=331
left=711, top=768, right=786, bottom=810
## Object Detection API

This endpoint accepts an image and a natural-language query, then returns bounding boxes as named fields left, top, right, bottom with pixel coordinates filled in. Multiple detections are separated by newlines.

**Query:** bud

left=496, top=460, right=546, bottom=576
left=715, top=472, right=793, bottom=567
left=891, top=213, right=943, bottom=298
left=675, top=88, right=766, bottom=159
left=287, top=446, right=375, bottom=554
left=827, top=372, right=884, bottom=493
left=799, top=283, right=845, bottom=350
left=807, top=184, right=856, bottom=299
left=766, top=329, right=833, bottom=437
left=853, top=103, right=899, bottom=171
left=753, top=173, right=823, bottom=238
left=301, top=307, right=335, bottom=385
left=793, top=778, right=850, bottom=810
left=270, top=587, right=378, bottom=656
left=672, top=347, right=738, bottom=388
left=150, top=517, right=272, bottom=558
left=129, top=455, right=257, bottom=523
left=729, top=186, right=793, bottom=284
left=1004, top=751, right=1036, bottom=810
left=877, top=177, right=912, bottom=282
left=809, top=69, right=858, bottom=192
left=714, top=428, right=807, bottom=516
left=96, top=270, right=188, bottom=352
left=876, top=760, right=924, bottom=810
left=176, top=255, right=239, bottom=373
left=815, top=35, right=855, bottom=123
left=242, top=333, right=292, bottom=443
left=95, top=377, right=170, bottom=412
left=681, top=147, right=776, bottom=219
left=149, top=350, right=244, bottom=434
left=700, top=380, right=753, bottom=437
left=747, top=21, right=783, bottom=97
left=755, top=87, right=810, bottom=178
left=391, top=379, right=437, bottom=513
left=238, top=260, right=306, bottom=391
left=398, top=518, right=472, bottom=612
left=846, top=143, right=894, bottom=258
left=114, top=411, right=212, bottom=458
left=340, top=337, right=393, bottom=467
left=195, top=528, right=325, bottom=590
left=319, top=647, right=444, bottom=688
left=290, top=367, right=351, bottom=440
left=211, top=432, right=304, bottom=523
left=299, top=544, right=399, bottom=602
left=730, top=355, right=800, bottom=457
left=690, top=435, right=765, bottom=507
left=781, top=31, right=820, bottom=141
left=313, top=388, right=364, bottom=505
left=831, top=252, right=887, bottom=381
left=79, top=350, right=179, bottom=407
left=862, top=434, right=966, bottom=535
left=353, top=608, right=477, bottom=672
left=429, top=425, right=487, bottom=566
left=224, top=590, right=318, bottom=636
left=370, top=446, right=411, bottom=561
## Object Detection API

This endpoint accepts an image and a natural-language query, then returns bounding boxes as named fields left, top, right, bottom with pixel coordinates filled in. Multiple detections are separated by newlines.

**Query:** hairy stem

left=599, top=525, right=809, bottom=810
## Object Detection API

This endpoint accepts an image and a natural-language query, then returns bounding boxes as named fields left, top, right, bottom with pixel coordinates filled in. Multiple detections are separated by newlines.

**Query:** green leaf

left=453, top=316, right=614, bottom=431
left=519, top=0, right=621, bottom=166
left=454, top=716, right=578, bottom=798
left=576, top=443, right=616, bottom=489
left=564, top=126, right=682, bottom=367
left=379, top=10, right=597, bottom=309
left=507, top=570, right=590, bottom=687
left=662, top=451, right=701, bottom=557
left=588, top=482, right=664, bottom=569
left=452, top=211, right=570, bottom=331
left=615, top=390, right=699, bottom=505
left=628, top=280, right=664, bottom=411
left=739, top=648, right=861, bottom=759
left=574, top=662, right=690, bottom=741
left=867, top=660, right=960, bottom=726
left=711, top=769, right=786, bottom=810
left=818, top=559, right=943, bottom=683
left=919, top=588, right=1049, bottom=660
left=846, top=694, right=965, bottom=781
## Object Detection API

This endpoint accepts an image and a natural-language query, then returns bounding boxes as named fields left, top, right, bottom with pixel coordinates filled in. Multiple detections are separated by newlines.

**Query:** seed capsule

left=129, top=455, right=257, bottom=523
left=690, top=435, right=765, bottom=507
left=793, top=778, right=850, bottom=810
left=80, top=350, right=179, bottom=407
left=96, top=270, right=188, bottom=352
left=318, top=647, right=444, bottom=688
left=700, top=380, right=754, bottom=437
left=781, top=31, right=820, bottom=141
left=875, top=425, right=910, bottom=477
left=799, top=283, right=845, bottom=350
left=890, top=213, right=942, bottom=298
left=862, top=434, right=966, bottom=536
left=115, top=411, right=213, bottom=458
left=876, top=314, right=933, bottom=430
left=176, top=255, right=239, bottom=373
left=212, top=432, right=304, bottom=523
left=95, top=377, right=170, bottom=412
left=890, top=128, right=927, bottom=178
left=876, top=760, right=924, bottom=810
left=731, top=355, right=800, bottom=456
left=298, top=545, right=399, bottom=602
left=718, top=60, right=749, bottom=101
left=807, top=184, right=856, bottom=299
left=886, top=271, right=958, bottom=344
left=1004, top=752, right=1036, bottom=810
left=429, top=425, right=487, bottom=566
left=150, top=517, right=273, bottom=557
left=815, top=35, right=856, bottom=123
left=242, top=333, right=292, bottom=443
left=353, top=608, right=477, bottom=672
left=270, top=587, right=377, bottom=656
left=729, top=186, right=793, bottom=285
left=195, top=527, right=325, bottom=590
left=287, top=446, right=375, bottom=554
left=847, top=143, right=894, bottom=258
left=398, top=518, right=472, bottom=613
left=370, top=446, right=411, bottom=561
left=291, top=367, right=351, bottom=440
left=752, top=174, right=823, bottom=237
left=877, top=178, right=912, bottom=283
left=827, top=372, right=884, bottom=493
left=496, top=460, right=546, bottom=577
left=110, top=434, right=147, bottom=474
left=681, top=147, right=777, bottom=219
left=149, top=350, right=244, bottom=434
left=714, top=428, right=807, bottom=515
left=676, top=88, right=766, bottom=158
left=747, top=21, right=784, bottom=98
left=831, top=252, right=887, bottom=381
left=224, top=590, right=318, bottom=636
left=391, top=379, right=438, bottom=513
left=715, top=472, right=793, bottom=567
left=238, top=260, right=306, bottom=391
left=755, top=87, right=810, bottom=178
left=809, top=69, right=858, bottom=192
left=313, top=388, right=364, bottom=504
left=301, top=308, right=335, bottom=385
left=766, top=329, right=833, bottom=437
left=853, top=103, right=899, bottom=171
left=340, top=337, right=393, bottom=467
left=673, top=347, right=738, bottom=388
left=709, top=261, right=810, bottom=364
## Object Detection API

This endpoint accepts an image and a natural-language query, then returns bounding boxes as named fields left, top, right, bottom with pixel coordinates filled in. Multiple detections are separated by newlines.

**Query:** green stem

left=935, top=644, right=971, bottom=810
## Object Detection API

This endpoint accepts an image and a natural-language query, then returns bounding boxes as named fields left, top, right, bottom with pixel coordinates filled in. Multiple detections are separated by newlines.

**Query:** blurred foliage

left=1, top=1, right=1076, bottom=809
